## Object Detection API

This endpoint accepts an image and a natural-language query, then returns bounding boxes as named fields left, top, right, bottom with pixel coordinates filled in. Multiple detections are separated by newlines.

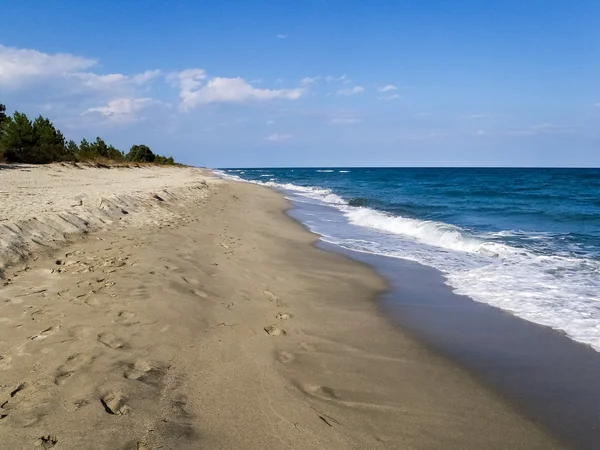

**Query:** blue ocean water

left=216, top=168, right=600, bottom=351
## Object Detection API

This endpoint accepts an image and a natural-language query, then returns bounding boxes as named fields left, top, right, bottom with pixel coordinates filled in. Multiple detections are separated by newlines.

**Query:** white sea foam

left=316, top=169, right=334, bottom=172
left=344, top=207, right=507, bottom=255
left=213, top=170, right=600, bottom=351
left=339, top=170, right=350, bottom=173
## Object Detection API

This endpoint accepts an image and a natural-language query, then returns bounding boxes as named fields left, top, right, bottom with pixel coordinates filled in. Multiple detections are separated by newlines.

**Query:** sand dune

left=0, top=166, right=563, bottom=449
left=0, top=163, right=217, bottom=273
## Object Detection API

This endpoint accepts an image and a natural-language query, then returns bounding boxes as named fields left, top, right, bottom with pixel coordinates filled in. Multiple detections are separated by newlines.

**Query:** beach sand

left=0, top=165, right=563, bottom=449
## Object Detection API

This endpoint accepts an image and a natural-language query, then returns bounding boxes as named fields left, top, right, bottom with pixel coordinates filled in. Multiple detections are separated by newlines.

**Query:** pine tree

left=0, top=112, right=37, bottom=162
left=126, top=144, right=155, bottom=162
left=0, top=103, right=8, bottom=160
left=0, top=104, right=7, bottom=130
left=66, top=140, right=79, bottom=160
left=90, top=136, right=109, bottom=158
left=78, top=138, right=91, bottom=159
left=32, top=115, right=67, bottom=162
left=106, top=144, right=124, bottom=160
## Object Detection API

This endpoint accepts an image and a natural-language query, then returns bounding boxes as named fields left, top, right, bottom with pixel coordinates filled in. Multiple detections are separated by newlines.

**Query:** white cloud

left=85, top=97, right=162, bottom=121
left=0, top=44, right=160, bottom=94
left=0, top=44, right=96, bottom=87
left=266, top=133, right=293, bottom=142
left=326, top=74, right=350, bottom=84
left=595, top=103, right=600, bottom=107
left=169, top=69, right=303, bottom=110
left=276, top=34, right=288, bottom=39
left=466, top=113, right=489, bottom=119
left=299, top=76, right=319, bottom=86
left=167, top=68, right=207, bottom=92
left=266, top=120, right=275, bottom=126
left=472, top=130, right=486, bottom=136
left=377, top=85, right=400, bottom=100
left=337, top=86, right=364, bottom=96
left=131, top=70, right=162, bottom=84
left=70, top=69, right=161, bottom=91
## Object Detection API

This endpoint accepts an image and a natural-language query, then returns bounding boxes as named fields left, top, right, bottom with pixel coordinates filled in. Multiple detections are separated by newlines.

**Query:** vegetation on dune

left=0, top=103, right=176, bottom=166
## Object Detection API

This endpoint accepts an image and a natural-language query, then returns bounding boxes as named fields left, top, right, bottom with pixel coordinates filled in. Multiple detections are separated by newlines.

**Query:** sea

left=216, top=168, right=600, bottom=352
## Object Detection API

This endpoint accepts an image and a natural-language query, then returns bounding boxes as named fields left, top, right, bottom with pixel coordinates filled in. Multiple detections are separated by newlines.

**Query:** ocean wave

left=316, top=169, right=334, bottom=172
left=343, top=207, right=505, bottom=255
left=231, top=173, right=506, bottom=256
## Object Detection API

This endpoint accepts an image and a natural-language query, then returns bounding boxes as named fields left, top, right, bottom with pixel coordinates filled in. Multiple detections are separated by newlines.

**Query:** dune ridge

left=0, top=164, right=216, bottom=274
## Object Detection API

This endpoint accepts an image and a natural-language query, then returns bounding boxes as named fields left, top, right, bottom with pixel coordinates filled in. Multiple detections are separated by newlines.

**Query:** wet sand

left=332, top=246, right=600, bottom=450
left=0, top=169, right=563, bottom=449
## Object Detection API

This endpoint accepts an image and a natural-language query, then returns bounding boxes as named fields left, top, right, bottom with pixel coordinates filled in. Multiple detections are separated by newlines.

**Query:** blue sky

left=1, top=0, right=599, bottom=167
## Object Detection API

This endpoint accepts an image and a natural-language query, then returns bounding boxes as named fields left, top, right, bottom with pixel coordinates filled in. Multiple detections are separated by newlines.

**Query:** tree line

left=0, top=103, right=175, bottom=165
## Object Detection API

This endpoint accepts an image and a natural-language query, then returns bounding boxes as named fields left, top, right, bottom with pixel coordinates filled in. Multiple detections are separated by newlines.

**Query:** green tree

left=0, top=112, right=37, bottom=162
left=126, top=144, right=155, bottom=163
left=32, top=115, right=67, bottom=162
left=65, top=140, right=79, bottom=160
left=0, top=105, right=176, bottom=165
left=0, top=104, right=7, bottom=160
left=154, top=155, right=175, bottom=165
left=78, top=138, right=92, bottom=159
left=0, top=104, right=7, bottom=131
left=90, top=136, right=109, bottom=158
left=106, top=144, right=124, bottom=160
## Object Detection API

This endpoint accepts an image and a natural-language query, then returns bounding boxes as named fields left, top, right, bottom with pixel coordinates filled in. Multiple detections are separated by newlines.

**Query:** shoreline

left=320, top=241, right=600, bottom=450
left=0, top=169, right=562, bottom=449
left=287, top=188, right=600, bottom=450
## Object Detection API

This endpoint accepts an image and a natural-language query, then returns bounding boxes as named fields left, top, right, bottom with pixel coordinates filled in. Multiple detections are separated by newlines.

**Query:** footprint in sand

left=123, top=359, right=152, bottom=380
left=263, top=290, right=278, bottom=302
left=84, top=297, right=101, bottom=307
left=275, top=350, right=294, bottom=364
left=263, top=290, right=285, bottom=307
left=29, top=326, right=60, bottom=341
left=30, top=308, right=51, bottom=322
left=10, top=382, right=28, bottom=397
left=299, top=342, right=317, bottom=352
left=35, top=435, right=58, bottom=449
left=64, top=398, right=90, bottom=412
left=100, top=390, right=130, bottom=415
left=116, top=311, right=137, bottom=325
left=264, top=325, right=286, bottom=336
left=123, top=359, right=165, bottom=386
left=193, top=289, right=209, bottom=299
left=68, top=325, right=93, bottom=339
left=295, top=381, right=339, bottom=401
left=275, top=312, right=291, bottom=320
left=55, top=353, right=94, bottom=385
left=97, top=332, right=125, bottom=349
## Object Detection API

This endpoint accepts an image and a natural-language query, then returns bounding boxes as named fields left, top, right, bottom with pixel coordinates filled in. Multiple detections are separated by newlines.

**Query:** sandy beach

left=0, top=165, right=563, bottom=449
